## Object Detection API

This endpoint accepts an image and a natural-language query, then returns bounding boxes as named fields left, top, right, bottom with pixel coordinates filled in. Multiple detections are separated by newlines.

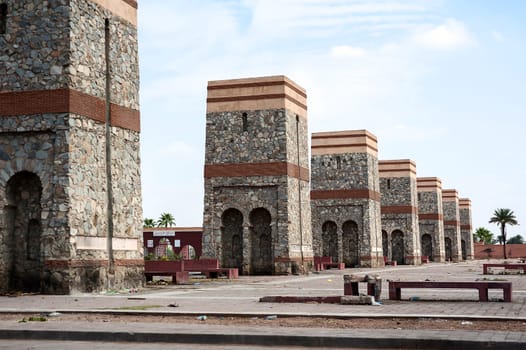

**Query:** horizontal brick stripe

left=311, top=189, right=381, bottom=202
left=44, top=259, right=144, bottom=268
left=444, top=220, right=460, bottom=226
left=311, top=132, right=377, bottom=142
left=419, top=213, right=443, bottom=221
left=207, top=93, right=307, bottom=112
left=311, top=143, right=378, bottom=152
left=0, top=89, right=140, bottom=132
left=204, top=162, right=309, bottom=182
left=381, top=206, right=418, bottom=215
left=460, top=224, right=472, bottom=230
left=122, top=0, right=138, bottom=9
left=207, top=80, right=307, bottom=99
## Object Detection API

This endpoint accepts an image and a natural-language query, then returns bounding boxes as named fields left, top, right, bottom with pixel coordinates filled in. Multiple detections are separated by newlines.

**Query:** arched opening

left=0, top=3, right=7, bottom=35
left=4, top=171, right=43, bottom=293
left=249, top=208, right=272, bottom=275
left=391, top=230, right=405, bottom=265
left=220, top=208, right=243, bottom=269
left=445, top=237, right=452, bottom=261
left=382, top=230, right=389, bottom=260
left=342, top=220, right=359, bottom=267
left=180, top=244, right=196, bottom=260
left=421, top=234, right=433, bottom=261
left=461, top=239, right=466, bottom=260
left=321, top=221, right=338, bottom=262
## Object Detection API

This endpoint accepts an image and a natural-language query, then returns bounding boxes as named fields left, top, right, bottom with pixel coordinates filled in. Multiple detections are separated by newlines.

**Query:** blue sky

left=138, top=0, right=526, bottom=239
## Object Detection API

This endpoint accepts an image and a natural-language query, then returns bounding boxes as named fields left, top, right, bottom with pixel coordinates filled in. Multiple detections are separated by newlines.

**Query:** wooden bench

left=383, top=256, right=397, bottom=266
left=314, top=256, right=345, bottom=271
left=344, top=274, right=382, bottom=300
left=388, top=281, right=512, bottom=302
left=421, top=256, right=429, bottom=263
left=483, top=263, right=526, bottom=274
left=144, top=260, right=189, bottom=284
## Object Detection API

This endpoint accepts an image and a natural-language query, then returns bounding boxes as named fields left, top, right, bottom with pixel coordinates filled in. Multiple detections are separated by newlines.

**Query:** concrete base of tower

left=274, top=257, right=314, bottom=275
left=433, top=254, right=446, bottom=263
left=359, top=255, right=385, bottom=268
left=404, top=255, right=422, bottom=265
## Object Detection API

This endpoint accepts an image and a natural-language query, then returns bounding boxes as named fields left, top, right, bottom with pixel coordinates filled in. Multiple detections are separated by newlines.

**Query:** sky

left=138, top=0, right=526, bottom=240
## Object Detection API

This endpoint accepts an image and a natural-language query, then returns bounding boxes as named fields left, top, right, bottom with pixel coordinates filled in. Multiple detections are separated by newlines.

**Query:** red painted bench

left=483, top=263, right=526, bottom=274
left=144, top=260, right=189, bottom=284
left=314, top=256, right=345, bottom=271
left=388, top=281, right=512, bottom=302
left=183, top=259, right=238, bottom=279
left=383, top=256, right=397, bottom=266
left=421, top=256, right=429, bottom=263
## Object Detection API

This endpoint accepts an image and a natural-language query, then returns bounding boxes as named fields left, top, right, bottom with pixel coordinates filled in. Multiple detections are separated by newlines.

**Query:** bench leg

left=388, top=285, right=400, bottom=300
left=478, top=287, right=488, bottom=302
left=503, top=286, right=512, bottom=302
left=483, top=266, right=488, bottom=274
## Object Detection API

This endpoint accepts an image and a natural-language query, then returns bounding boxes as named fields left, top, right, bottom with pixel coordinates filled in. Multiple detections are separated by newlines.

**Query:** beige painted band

left=311, top=145, right=377, bottom=157
left=379, top=170, right=416, bottom=178
left=89, top=0, right=137, bottom=25
left=207, top=97, right=307, bottom=117
left=75, top=236, right=139, bottom=251
left=417, top=187, right=441, bottom=193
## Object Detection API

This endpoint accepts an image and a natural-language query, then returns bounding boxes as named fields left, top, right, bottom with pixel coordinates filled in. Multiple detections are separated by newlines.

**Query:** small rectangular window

left=0, top=3, right=7, bottom=35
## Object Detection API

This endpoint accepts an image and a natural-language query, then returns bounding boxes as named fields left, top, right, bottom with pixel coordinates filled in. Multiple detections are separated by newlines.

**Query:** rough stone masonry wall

left=459, top=206, right=474, bottom=260
left=443, top=200, right=462, bottom=262
left=203, top=108, right=312, bottom=274
left=380, top=176, right=420, bottom=265
left=0, top=114, right=70, bottom=294
left=311, top=152, right=383, bottom=267
left=418, top=191, right=445, bottom=262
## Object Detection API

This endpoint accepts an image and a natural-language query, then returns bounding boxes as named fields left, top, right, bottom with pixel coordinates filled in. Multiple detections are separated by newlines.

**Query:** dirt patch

left=1, top=313, right=525, bottom=332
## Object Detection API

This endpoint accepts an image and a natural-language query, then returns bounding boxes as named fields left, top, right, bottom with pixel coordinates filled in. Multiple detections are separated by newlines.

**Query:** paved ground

left=0, top=259, right=525, bottom=349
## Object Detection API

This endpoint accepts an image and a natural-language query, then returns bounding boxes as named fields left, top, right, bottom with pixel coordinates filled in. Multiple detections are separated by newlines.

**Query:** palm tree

left=489, top=208, right=518, bottom=259
left=143, top=218, right=155, bottom=228
left=157, top=212, right=176, bottom=228
left=473, top=227, right=494, bottom=244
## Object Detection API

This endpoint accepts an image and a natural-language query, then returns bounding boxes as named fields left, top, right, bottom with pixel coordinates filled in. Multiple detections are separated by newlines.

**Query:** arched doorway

left=342, top=220, right=359, bottom=267
left=249, top=208, right=273, bottom=275
left=321, top=221, right=338, bottom=262
left=180, top=245, right=196, bottom=260
left=461, top=239, right=466, bottom=260
left=221, top=208, right=243, bottom=269
left=421, top=234, right=433, bottom=261
left=4, top=171, right=43, bottom=293
left=382, top=230, right=389, bottom=261
left=445, top=237, right=452, bottom=261
left=391, top=230, right=405, bottom=265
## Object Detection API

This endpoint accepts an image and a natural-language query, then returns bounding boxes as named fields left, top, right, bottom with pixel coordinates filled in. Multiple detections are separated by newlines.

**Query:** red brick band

left=207, top=80, right=306, bottom=99
left=204, top=162, right=309, bottom=182
left=310, top=189, right=381, bottom=202
left=274, top=257, right=314, bottom=263
left=207, top=93, right=308, bottom=112
left=444, top=220, right=460, bottom=226
left=381, top=206, right=418, bottom=215
left=311, top=143, right=378, bottom=152
left=44, top=259, right=144, bottom=268
left=122, top=0, right=138, bottom=9
left=419, top=213, right=443, bottom=221
left=460, top=224, right=472, bottom=231
left=0, top=89, right=140, bottom=132
left=311, top=133, right=377, bottom=142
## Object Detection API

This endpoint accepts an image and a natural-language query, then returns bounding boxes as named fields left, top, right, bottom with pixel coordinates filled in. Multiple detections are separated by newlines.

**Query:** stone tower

left=311, top=130, right=384, bottom=268
left=417, top=177, right=445, bottom=262
left=202, top=75, right=314, bottom=275
left=0, top=0, right=143, bottom=294
left=459, top=198, right=474, bottom=260
left=442, top=189, right=462, bottom=262
left=379, top=159, right=420, bottom=265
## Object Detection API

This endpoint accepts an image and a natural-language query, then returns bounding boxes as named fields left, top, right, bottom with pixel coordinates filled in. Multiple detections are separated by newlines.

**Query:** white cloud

left=330, top=45, right=368, bottom=58
left=413, top=19, right=476, bottom=50
left=491, top=30, right=505, bottom=42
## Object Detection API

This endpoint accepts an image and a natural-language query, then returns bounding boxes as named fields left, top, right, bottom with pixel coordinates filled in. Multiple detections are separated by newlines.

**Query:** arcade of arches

left=320, top=220, right=360, bottom=267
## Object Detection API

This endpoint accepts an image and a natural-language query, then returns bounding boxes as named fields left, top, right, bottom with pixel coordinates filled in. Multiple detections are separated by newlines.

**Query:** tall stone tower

left=311, top=130, right=383, bottom=268
left=459, top=198, right=474, bottom=260
left=202, top=76, right=314, bottom=275
left=417, top=177, right=445, bottom=262
left=379, top=159, right=420, bottom=265
left=442, top=189, right=462, bottom=262
left=0, top=0, right=143, bottom=294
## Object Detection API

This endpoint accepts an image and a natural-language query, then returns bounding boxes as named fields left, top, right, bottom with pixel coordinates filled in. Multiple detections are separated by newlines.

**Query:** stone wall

left=0, top=0, right=143, bottom=294
left=379, top=160, right=420, bottom=265
left=442, top=189, right=462, bottom=262
left=310, top=130, right=383, bottom=268
left=203, top=76, right=313, bottom=275
left=417, top=177, right=445, bottom=262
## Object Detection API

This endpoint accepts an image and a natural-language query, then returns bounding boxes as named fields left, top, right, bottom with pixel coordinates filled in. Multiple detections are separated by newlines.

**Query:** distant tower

left=311, top=130, right=384, bottom=268
left=459, top=198, right=474, bottom=260
left=202, top=76, right=314, bottom=275
left=417, top=177, right=446, bottom=262
left=442, top=189, right=462, bottom=262
left=379, top=159, right=420, bottom=265
left=0, top=0, right=143, bottom=294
